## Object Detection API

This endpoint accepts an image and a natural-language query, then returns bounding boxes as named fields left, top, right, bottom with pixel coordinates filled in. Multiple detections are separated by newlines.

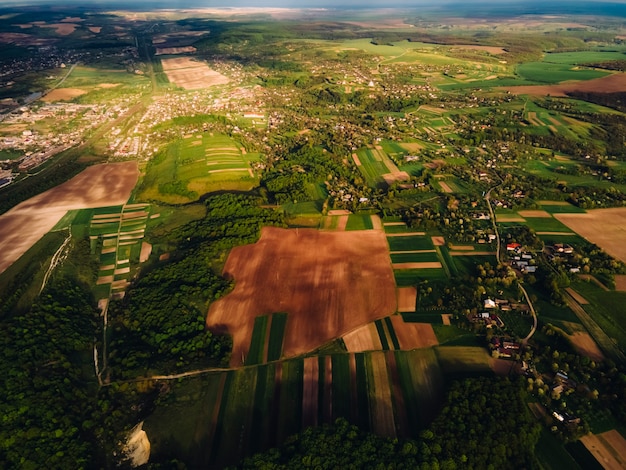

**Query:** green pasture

left=138, top=133, right=257, bottom=203
left=522, top=216, right=573, bottom=233
left=435, top=346, right=492, bottom=375
left=432, top=325, right=483, bottom=347
left=394, top=269, right=448, bottom=286
left=355, top=147, right=397, bottom=188
left=391, top=251, right=439, bottom=264
left=387, top=234, right=435, bottom=251
left=267, top=313, right=288, bottom=362
left=538, top=202, right=586, bottom=214
left=516, top=62, right=608, bottom=84
left=543, top=51, right=626, bottom=65
left=451, top=255, right=497, bottom=278
left=245, top=316, right=268, bottom=366
left=345, top=214, right=374, bottom=231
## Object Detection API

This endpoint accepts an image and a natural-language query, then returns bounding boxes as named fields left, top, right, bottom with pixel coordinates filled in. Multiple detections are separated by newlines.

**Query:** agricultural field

left=353, top=146, right=410, bottom=188
left=207, top=227, right=397, bottom=366
left=144, top=348, right=444, bottom=467
left=90, top=203, right=151, bottom=299
left=0, top=162, right=138, bottom=274
left=4, top=6, right=626, bottom=470
left=138, top=133, right=258, bottom=203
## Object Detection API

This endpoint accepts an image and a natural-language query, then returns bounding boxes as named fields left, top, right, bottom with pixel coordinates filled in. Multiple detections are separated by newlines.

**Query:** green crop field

left=522, top=216, right=574, bottom=233
left=435, top=346, right=492, bottom=375
left=387, top=234, right=435, bottom=251
left=138, top=133, right=257, bottom=203
left=245, top=315, right=269, bottom=366
left=391, top=251, right=440, bottom=263
left=346, top=214, right=374, bottom=230
left=267, top=313, right=288, bottom=362
left=516, top=62, right=609, bottom=84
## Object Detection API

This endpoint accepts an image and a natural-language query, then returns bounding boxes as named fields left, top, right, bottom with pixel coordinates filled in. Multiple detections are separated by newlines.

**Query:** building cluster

left=506, top=242, right=538, bottom=274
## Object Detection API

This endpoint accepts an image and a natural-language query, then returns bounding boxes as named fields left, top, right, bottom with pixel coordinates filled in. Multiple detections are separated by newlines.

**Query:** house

left=484, top=299, right=496, bottom=309
left=507, top=243, right=521, bottom=251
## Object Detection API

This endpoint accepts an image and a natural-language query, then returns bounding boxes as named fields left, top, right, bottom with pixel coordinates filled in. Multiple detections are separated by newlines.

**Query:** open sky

left=1, top=0, right=626, bottom=8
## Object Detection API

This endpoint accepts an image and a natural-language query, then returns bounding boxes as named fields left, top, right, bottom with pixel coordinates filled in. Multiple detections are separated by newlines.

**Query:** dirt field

left=343, top=323, right=383, bottom=352
left=569, top=332, right=605, bottom=362
left=0, top=162, right=138, bottom=274
left=397, top=287, right=417, bottom=312
left=431, top=236, right=445, bottom=246
left=504, top=72, right=626, bottom=96
left=155, top=46, right=196, bottom=55
left=371, top=215, right=383, bottom=230
left=555, top=208, right=626, bottom=263
left=207, top=227, right=397, bottom=366
left=390, top=317, right=438, bottom=350
left=539, top=200, right=571, bottom=205
left=369, top=351, right=396, bottom=437
left=352, top=153, right=362, bottom=166
left=42, top=88, right=87, bottom=102
left=392, top=262, right=442, bottom=269
left=581, top=430, right=626, bottom=470
left=615, top=275, right=626, bottom=292
left=496, top=215, right=526, bottom=222
left=518, top=210, right=552, bottom=218
left=564, top=288, right=588, bottom=304
left=438, top=181, right=453, bottom=193
left=382, top=171, right=410, bottom=185
left=161, top=57, right=229, bottom=90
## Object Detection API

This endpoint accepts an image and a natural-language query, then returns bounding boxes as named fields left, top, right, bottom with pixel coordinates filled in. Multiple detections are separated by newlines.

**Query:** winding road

left=485, top=185, right=538, bottom=344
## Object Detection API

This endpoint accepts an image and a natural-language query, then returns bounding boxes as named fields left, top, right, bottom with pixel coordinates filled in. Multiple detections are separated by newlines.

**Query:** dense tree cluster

left=0, top=276, right=99, bottom=468
left=108, top=194, right=286, bottom=377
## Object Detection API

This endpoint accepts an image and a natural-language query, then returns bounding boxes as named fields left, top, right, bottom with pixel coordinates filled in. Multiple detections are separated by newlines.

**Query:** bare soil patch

left=41, top=23, right=77, bottom=35
left=140, top=242, right=152, bottom=263
left=351, top=153, right=361, bottom=166
left=451, top=45, right=507, bottom=55
left=390, top=317, right=438, bottom=350
left=431, top=236, right=445, bottom=246
left=161, top=57, right=229, bottom=90
left=369, top=351, right=396, bottom=438
left=439, top=181, right=453, bottom=193
left=504, top=72, right=626, bottom=97
left=539, top=200, right=570, bottom=205
left=518, top=210, right=552, bottom=218
left=387, top=232, right=425, bottom=237
left=400, top=142, right=423, bottom=152
left=392, top=262, right=442, bottom=269
left=397, top=287, right=417, bottom=312
left=155, top=46, right=197, bottom=55
left=0, top=162, right=138, bottom=274
left=569, top=332, right=605, bottom=362
left=449, top=251, right=496, bottom=256
left=207, top=227, right=397, bottom=366
left=327, top=209, right=351, bottom=216
left=441, top=314, right=452, bottom=325
left=88, top=26, right=101, bottom=33
left=302, top=357, right=319, bottom=428
left=614, top=275, right=626, bottom=292
left=42, top=88, right=87, bottom=102
left=450, top=245, right=474, bottom=251
left=382, top=171, right=410, bottom=185
left=555, top=208, right=626, bottom=263
left=581, top=430, right=626, bottom=470
left=336, top=215, right=349, bottom=231
left=371, top=215, right=383, bottom=230
left=343, top=323, right=383, bottom=352
left=490, top=358, right=516, bottom=376
left=496, top=215, right=526, bottom=222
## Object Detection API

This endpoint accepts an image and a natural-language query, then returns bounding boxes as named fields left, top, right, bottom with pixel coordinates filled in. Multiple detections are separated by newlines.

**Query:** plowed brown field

left=0, top=162, right=138, bottom=274
left=207, top=227, right=397, bottom=366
